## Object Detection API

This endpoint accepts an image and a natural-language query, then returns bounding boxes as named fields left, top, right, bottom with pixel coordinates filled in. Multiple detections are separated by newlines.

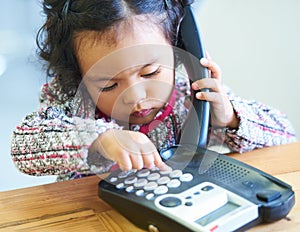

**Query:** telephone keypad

left=107, top=167, right=194, bottom=199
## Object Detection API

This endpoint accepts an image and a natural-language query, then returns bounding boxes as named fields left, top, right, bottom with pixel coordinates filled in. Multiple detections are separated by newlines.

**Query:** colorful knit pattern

left=11, top=75, right=297, bottom=180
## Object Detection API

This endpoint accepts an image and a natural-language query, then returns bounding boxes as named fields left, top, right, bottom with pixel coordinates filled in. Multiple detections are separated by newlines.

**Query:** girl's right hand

left=191, top=57, right=239, bottom=129
left=90, top=129, right=170, bottom=171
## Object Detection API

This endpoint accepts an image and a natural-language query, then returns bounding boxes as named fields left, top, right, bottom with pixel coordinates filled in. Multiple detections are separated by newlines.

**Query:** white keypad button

left=147, top=173, right=160, bottom=181
left=154, top=185, right=168, bottom=195
left=136, top=189, right=145, bottom=196
left=124, top=176, right=138, bottom=185
left=116, top=183, right=125, bottom=189
left=118, top=169, right=136, bottom=178
left=109, top=177, right=118, bottom=183
left=167, top=179, right=181, bottom=188
left=134, top=178, right=148, bottom=188
left=179, top=173, right=193, bottom=182
left=145, top=193, right=155, bottom=200
left=157, top=176, right=171, bottom=185
left=169, top=170, right=183, bottom=178
left=126, top=186, right=135, bottom=193
left=144, top=182, right=158, bottom=191
left=151, top=166, right=159, bottom=172
left=159, top=168, right=173, bottom=175
left=137, top=169, right=151, bottom=178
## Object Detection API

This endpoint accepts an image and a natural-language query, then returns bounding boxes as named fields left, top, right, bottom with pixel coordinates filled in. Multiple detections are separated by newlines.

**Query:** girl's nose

left=122, top=82, right=146, bottom=105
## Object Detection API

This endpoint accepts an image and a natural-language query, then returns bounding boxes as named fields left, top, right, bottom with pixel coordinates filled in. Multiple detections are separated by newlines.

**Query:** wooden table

left=1, top=142, right=299, bottom=232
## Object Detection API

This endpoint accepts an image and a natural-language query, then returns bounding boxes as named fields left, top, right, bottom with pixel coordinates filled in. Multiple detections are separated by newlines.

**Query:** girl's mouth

left=131, top=109, right=152, bottom=117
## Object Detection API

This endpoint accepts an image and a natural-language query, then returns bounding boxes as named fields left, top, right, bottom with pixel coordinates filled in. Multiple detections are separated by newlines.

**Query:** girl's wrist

left=226, top=111, right=240, bottom=129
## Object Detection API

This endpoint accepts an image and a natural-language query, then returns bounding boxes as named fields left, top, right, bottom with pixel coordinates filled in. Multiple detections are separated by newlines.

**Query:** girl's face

left=76, top=16, right=174, bottom=125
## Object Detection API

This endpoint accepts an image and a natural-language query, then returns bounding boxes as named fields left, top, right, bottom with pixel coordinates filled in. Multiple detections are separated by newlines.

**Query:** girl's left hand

left=191, top=56, right=239, bottom=129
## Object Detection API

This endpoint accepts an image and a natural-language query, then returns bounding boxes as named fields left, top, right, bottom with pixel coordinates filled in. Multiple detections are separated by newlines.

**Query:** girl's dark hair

left=37, top=0, right=194, bottom=97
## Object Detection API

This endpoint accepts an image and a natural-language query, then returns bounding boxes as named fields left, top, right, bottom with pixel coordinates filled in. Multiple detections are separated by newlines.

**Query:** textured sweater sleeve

left=11, top=78, right=121, bottom=176
left=212, top=86, right=297, bottom=153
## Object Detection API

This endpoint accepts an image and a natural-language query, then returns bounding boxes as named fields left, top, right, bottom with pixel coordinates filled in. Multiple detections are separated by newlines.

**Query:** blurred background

left=0, top=0, right=299, bottom=191
left=199, top=0, right=300, bottom=134
left=0, top=0, right=56, bottom=191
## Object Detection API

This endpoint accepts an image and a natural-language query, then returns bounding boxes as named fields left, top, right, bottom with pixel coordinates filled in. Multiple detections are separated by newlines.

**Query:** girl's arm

left=11, top=77, right=121, bottom=176
left=11, top=76, right=166, bottom=176
left=192, top=57, right=296, bottom=153
left=11, top=106, right=121, bottom=176
left=218, top=88, right=297, bottom=153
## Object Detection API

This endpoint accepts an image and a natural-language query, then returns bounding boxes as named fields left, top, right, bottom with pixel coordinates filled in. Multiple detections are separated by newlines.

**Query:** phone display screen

left=195, top=201, right=240, bottom=226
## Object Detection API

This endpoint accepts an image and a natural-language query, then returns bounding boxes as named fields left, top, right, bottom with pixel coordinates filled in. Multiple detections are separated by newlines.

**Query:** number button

left=179, top=173, right=193, bottom=182
left=169, top=170, right=183, bottom=178
left=144, top=182, right=158, bottom=191
left=124, top=176, right=137, bottom=185
left=137, top=169, right=151, bottom=178
left=134, top=178, right=148, bottom=188
left=167, top=179, right=181, bottom=188
left=157, top=176, right=171, bottom=185
left=154, top=185, right=168, bottom=195
left=147, top=173, right=160, bottom=181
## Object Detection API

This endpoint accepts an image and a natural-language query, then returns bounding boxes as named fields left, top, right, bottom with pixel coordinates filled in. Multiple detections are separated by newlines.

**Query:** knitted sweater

left=11, top=75, right=296, bottom=180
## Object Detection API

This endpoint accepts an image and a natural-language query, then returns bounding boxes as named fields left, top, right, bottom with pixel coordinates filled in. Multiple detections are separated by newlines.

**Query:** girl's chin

left=115, top=114, right=156, bottom=125
left=129, top=113, right=154, bottom=124
left=129, top=118, right=153, bottom=125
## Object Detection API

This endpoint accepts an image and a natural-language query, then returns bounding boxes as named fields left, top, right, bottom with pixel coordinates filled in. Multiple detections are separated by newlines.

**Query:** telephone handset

left=159, top=3, right=210, bottom=161
left=177, top=2, right=210, bottom=148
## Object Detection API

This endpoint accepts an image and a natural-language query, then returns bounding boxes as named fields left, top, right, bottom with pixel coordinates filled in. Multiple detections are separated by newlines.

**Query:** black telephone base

left=98, top=147, right=295, bottom=232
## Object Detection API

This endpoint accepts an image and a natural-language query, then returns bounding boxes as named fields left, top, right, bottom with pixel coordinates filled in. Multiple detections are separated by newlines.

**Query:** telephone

left=98, top=146, right=295, bottom=232
left=98, top=2, right=295, bottom=232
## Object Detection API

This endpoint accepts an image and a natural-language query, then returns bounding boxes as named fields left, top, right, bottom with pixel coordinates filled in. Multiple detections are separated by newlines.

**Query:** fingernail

left=196, top=92, right=202, bottom=99
left=161, top=163, right=172, bottom=171
left=200, top=58, right=208, bottom=65
left=192, top=83, right=199, bottom=90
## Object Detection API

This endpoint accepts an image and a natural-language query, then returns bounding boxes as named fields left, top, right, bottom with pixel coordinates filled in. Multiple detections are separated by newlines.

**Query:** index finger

left=153, top=152, right=171, bottom=171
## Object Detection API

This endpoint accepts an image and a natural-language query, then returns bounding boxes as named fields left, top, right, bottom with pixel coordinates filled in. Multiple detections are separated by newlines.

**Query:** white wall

left=198, top=0, right=300, bottom=138
left=0, top=0, right=56, bottom=191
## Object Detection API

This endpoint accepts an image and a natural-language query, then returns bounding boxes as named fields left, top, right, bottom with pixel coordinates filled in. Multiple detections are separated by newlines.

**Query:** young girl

left=11, top=0, right=296, bottom=180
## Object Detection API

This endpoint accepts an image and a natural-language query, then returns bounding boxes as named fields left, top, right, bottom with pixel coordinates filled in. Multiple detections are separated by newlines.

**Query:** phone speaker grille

left=206, top=158, right=250, bottom=184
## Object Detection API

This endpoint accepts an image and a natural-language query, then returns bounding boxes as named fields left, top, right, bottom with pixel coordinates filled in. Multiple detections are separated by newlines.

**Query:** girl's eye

left=141, top=67, right=161, bottom=78
left=99, top=83, right=118, bottom=92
